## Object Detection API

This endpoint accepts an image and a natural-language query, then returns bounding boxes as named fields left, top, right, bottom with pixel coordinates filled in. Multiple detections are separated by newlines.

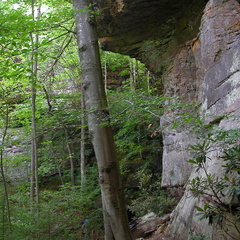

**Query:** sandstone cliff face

left=96, top=0, right=240, bottom=239
left=167, top=1, right=240, bottom=239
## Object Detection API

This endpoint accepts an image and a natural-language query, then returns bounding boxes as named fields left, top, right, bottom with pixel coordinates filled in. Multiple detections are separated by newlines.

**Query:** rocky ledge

left=96, top=0, right=208, bottom=73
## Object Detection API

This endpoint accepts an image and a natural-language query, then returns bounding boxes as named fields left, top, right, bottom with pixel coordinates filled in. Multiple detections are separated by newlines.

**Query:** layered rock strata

left=167, top=0, right=240, bottom=239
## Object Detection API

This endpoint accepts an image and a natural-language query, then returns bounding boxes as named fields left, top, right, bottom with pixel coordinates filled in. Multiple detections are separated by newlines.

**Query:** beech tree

left=72, top=0, right=132, bottom=239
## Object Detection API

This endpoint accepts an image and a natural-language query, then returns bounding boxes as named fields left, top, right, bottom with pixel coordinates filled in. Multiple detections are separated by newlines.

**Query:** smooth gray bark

left=72, top=1, right=132, bottom=239
left=30, top=2, right=41, bottom=208
left=80, top=92, right=86, bottom=189
left=64, top=127, right=75, bottom=186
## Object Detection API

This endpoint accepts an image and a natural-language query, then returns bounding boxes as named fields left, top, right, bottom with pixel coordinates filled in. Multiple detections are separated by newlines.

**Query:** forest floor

left=143, top=228, right=174, bottom=240
left=132, top=213, right=175, bottom=240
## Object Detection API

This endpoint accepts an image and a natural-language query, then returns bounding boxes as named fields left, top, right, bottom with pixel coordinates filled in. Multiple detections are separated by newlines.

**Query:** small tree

left=0, top=95, right=12, bottom=236
left=29, top=0, right=41, bottom=210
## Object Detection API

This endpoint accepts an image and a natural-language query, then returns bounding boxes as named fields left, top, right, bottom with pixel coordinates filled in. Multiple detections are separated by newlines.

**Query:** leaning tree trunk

left=72, top=1, right=132, bottom=239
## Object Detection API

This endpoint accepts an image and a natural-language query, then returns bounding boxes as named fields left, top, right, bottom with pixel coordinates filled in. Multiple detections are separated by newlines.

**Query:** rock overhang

left=95, top=0, right=208, bottom=71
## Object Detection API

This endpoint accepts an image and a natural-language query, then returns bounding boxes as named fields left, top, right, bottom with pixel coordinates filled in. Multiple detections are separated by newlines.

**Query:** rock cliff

left=96, top=0, right=240, bottom=239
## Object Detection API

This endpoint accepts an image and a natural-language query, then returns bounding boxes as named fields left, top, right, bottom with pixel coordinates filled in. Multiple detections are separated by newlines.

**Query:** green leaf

left=203, top=204, right=210, bottom=211
left=194, top=206, right=204, bottom=212
left=188, top=159, right=197, bottom=164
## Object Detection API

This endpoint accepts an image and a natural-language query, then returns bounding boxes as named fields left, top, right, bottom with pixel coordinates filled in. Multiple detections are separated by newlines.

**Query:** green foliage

left=102, top=56, right=174, bottom=218
left=222, top=146, right=240, bottom=173
left=189, top=235, right=206, bottom=240
left=0, top=1, right=92, bottom=239
left=194, top=204, right=225, bottom=225
left=187, top=127, right=240, bottom=238
left=101, top=51, right=131, bottom=72
left=130, top=171, right=177, bottom=217
left=2, top=165, right=103, bottom=240
left=108, top=89, right=164, bottom=173
left=0, top=193, right=11, bottom=239
left=187, top=140, right=211, bottom=172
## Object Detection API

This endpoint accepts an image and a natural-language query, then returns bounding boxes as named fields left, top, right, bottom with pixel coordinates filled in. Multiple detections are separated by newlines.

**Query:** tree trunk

left=72, top=1, right=132, bottom=239
left=64, top=127, right=75, bottom=186
left=147, top=70, right=150, bottom=92
left=80, top=91, right=86, bottom=189
left=104, top=60, right=107, bottom=92
left=130, top=58, right=136, bottom=91
left=30, top=2, right=41, bottom=209
left=0, top=105, right=12, bottom=235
